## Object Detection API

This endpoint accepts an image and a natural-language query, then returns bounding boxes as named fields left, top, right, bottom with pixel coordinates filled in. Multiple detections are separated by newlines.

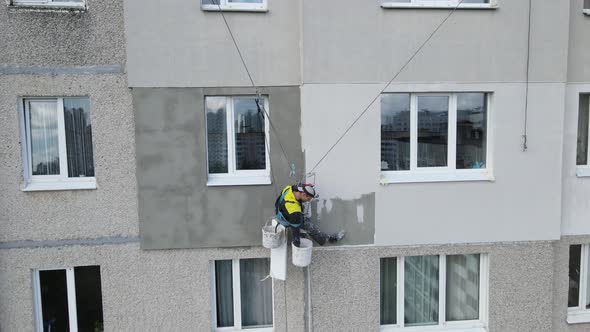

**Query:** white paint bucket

left=292, top=238, right=313, bottom=267
left=262, top=219, right=284, bottom=249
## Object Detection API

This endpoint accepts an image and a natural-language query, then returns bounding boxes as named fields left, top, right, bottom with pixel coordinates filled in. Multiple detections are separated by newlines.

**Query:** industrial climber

left=275, top=184, right=345, bottom=247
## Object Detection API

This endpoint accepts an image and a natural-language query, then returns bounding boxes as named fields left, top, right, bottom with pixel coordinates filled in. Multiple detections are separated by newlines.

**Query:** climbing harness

left=275, top=188, right=302, bottom=228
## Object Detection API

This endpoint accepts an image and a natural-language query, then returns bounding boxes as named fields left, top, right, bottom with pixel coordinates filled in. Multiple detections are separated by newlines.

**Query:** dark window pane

left=585, top=0, right=590, bottom=10
left=39, top=270, right=70, bottom=332
left=64, top=98, right=95, bottom=177
left=418, top=96, right=448, bottom=167
left=215, top=260, right=234, bottom=327
left=234, top=98, right=266, bottom=170
left=28, top=100, right=60, bottom=176
left=405, top=256, right=439, bottom=326
left=240, top=258, right=272, bottom=327
left=381, top=94, right=410, bottom=171
left=380, top=257, right=397, bottom=325
left=206, top=97, right=229, bottom=174
left=456, top=93, right=487, bottom=169
left=577, top=95, right=589, bottom=166
left=462, top=0, right=489, bottom=3
left=74, top=266, right=103, bottom=332
left=446, top=254, right=480, bottom=321
left=569, top=245, right=582, bottom=307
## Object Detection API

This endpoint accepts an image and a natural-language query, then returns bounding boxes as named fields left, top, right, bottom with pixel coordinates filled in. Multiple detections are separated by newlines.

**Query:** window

left=201, top=0, right=268, bottom=12
left=205, top=96, right=271, bottom=186
left=19, top=97, right=96, bottom=191
left=577, top=94, right=590, bottom=177
left=568, top=244, right=590, bottom=324
left=381, top=0, right=497, bottom=9
left=380, top=93, right=492, bottom=183
left=380, top=254, right=488, bottom=331
left=33, top=266, right=104, bottom=332
left=584, top=0, right=590, bottom=15
left=211, top=258, right=273, bottom=331
left=10, top=0, right=86, bottom=9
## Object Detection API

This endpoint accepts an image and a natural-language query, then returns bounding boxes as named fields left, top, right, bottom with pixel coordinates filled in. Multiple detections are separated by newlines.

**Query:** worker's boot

left=328, top=230, right=346, bottom=243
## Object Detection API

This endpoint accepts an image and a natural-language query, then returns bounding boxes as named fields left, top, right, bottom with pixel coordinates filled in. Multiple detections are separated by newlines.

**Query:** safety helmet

left=297, top=183, right=318, bottom=198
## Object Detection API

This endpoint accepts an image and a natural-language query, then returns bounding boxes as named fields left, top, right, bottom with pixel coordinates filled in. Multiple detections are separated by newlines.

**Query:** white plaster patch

left=356, top=204, right=364, bottom=224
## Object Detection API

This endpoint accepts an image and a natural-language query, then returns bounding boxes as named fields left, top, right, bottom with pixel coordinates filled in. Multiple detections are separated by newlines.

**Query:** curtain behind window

left=446, top=254, right=480, bottom=321
left=240, top=258, right=272, bottom=327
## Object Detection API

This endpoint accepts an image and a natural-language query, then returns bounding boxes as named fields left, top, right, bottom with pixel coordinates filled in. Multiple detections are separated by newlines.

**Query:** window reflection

left=381, top=94, right=410, bottom=171
left=417, top=96, right=448, bottom=167
left=456, top=93, right=487, bottom=169
left=234, top=98, right=266, bottom=170
left=29, top=100, right=60, bottom=176
left=206, top=97, right=229, bottom=174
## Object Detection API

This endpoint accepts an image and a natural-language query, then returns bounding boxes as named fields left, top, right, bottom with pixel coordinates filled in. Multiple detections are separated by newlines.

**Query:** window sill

left=381, top=3, right=498, bottom=10
left=207, top=175, right=271, bottom=187
left=576, top=167, right=590, bottom=177
left=380, top=169, right=494, bottom=184
left=381, top=324, right=486, bottom=332
left=567, top=309, right=590, bottom=324
left=201, top=5, right=268, bottom=12
left=21, top=178, right=97, bottom=192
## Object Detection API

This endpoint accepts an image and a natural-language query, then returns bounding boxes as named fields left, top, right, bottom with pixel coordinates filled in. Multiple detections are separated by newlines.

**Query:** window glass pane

left=74, top=266, right=104, bottom=332
left=234, top=98, right=266, bottom=171
left=585, top=0, right=590, bottom=10
left=215, top=260, right=234, bottom=327
left=28, top=100, right=60, bottom=176
left=240, top=258, right=273, bottom=327
left=206, top=97, right=229, bottom=174
left=39, top=270, right=70, bottom=332
left=228, top=0, right=263, bottom=3
left=446, top=254, right=480, bottom=321
left=576, top=95, right=589, bottom=166
left=462, top=0, right=489, bottom=3
left=417, top=96, right=448, bottom=167
left=64, top=98, right=94, bottom=178
left=456, top=93, right=487, bottom=169
left=381, top=94, right=410, bottom=171
left=380, top=257, right=397, bottom=325
left=569, top=245, right=582, bottom=307
left=404, top=255, right=439, bottom=326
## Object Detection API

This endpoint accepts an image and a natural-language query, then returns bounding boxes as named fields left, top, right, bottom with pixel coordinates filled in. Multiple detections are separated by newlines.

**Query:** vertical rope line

left=523, top=0, right=533, bottom=152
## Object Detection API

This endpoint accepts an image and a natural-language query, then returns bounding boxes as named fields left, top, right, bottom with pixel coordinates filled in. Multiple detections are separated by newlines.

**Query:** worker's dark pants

left=291, top=219, right=331, bottom=247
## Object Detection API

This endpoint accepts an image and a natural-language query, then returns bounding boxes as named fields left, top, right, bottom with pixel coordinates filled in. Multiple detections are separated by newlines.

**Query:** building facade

left=1, top=0, right=589, bottom=331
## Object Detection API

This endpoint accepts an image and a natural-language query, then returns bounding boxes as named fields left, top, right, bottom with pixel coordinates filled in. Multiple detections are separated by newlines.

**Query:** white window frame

left=576, top=97, right=590, bottom=177
left=32, top=268, right=80, bottom=332
left=10, top=0, right=86, bottom=9
left=209, top=259, right=274, bottom=332
left=206, top=96, right=271, bottom=186
left=568, top=244, right=590, bottom=324
left=381, top=0, right=498, bottom=9
left=380, top=254, right=489, bottom=332
left=201, top=0, right=268, bottom=12
left=18, top=97, right=97, bottom=191
left=380, top=93, right=493, bottom=184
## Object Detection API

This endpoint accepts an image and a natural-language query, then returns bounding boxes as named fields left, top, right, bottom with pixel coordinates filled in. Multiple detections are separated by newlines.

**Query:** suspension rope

left=522, top=0, right=533, bottom=152
left=308, top=0, right=467, bottom=174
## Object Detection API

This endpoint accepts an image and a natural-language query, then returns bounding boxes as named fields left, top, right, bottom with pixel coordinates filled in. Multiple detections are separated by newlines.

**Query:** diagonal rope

left=522, top=0, right=532, bottom=152
left=308, top=0, right=467, bottom=174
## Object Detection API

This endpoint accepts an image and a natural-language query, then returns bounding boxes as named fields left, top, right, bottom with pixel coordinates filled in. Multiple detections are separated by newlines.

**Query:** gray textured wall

left=0, top=243, right=306, bottom=332
left=123, top=0, right=301, bottom=87
left=134, top=86, right=309, bottom=249
left=0, top=0, right=125, bottom=67
left=552, top=236, right=590, bottom=331
left=569, top=0, right=590, bottom=82
left=309, top=241, right=555, bottom=331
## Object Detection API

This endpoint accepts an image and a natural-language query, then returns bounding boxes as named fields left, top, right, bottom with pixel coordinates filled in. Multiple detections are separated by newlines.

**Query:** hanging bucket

left=262, top=219, right=284, bottom=249
left=292, top=238, right=313, bottom=267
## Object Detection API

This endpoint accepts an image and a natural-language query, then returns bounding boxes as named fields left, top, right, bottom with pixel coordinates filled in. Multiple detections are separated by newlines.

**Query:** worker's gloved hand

left=328, top=230, right=346, bottom=243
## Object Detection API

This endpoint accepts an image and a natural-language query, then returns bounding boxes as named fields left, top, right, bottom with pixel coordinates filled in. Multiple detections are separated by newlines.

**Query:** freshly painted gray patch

left=309, top=193, right=375, bottom=245
left=0, top=236, right=140, bottom=249
left=0, top=64, right=123, bottom=75
left=134, top=86, right=304, bottom=249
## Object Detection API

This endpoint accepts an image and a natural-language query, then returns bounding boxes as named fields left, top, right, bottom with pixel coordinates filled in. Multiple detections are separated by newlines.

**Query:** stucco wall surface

left=0, top=0, right=125, bottom=67
left=302, top=82, right=564, bottom=246
left=302, top=0, right=569, bottom=84
left=123, top=0, right=301, bottom=87
left=568, top=0, right=590, bottom=82
left=309, top=241, right=554, bottom=331
left=0, top=243, right=306, bottom=332
left=0, top=74, right=138, bottom=241
left=134, top=86, right=308, bottom=249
